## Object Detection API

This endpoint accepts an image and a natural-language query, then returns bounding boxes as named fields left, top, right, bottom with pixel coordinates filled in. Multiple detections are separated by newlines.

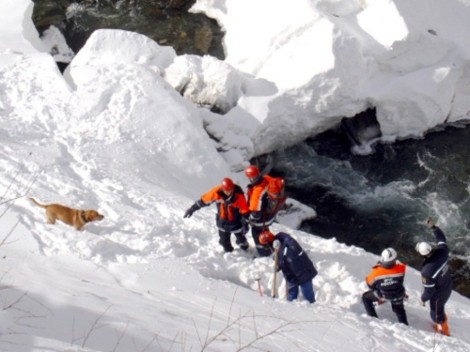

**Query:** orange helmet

left=258, top=230, right=275, bottom=245
left=221, top=177, right=235, bottom=193
left=244, top=165, right=260, bottom=179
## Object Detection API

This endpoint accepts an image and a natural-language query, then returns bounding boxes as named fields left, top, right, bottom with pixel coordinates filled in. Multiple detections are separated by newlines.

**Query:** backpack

left=263, top=175, right=286, bottom=214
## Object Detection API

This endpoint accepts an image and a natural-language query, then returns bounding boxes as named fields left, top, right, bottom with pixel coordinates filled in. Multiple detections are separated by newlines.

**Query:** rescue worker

left=415, top=217, right=452, bottom=336
left=244, top=165, right=282, bottom=256
left=184, top=178, right=250, bottom=253
left=362, top=248, right=408, bottom=325
left=259, top=230, right=317, bottom=303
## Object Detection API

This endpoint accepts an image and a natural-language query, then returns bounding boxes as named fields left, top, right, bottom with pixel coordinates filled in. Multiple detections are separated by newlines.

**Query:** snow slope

left=1, top=0, right=470, bottom=351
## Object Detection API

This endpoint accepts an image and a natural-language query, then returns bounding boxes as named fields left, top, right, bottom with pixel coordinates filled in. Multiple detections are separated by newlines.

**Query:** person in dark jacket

left=184, top=178, right=250, bottom=252
left=259, top=230, right=317, bottom=303
left=415, top=217, right=452, bottom=336
left=362, top=248, right=408, bottom=325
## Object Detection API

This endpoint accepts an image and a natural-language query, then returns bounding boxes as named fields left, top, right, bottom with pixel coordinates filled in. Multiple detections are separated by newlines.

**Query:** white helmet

left=380, top=248, right=397, bottom=268
left=415, top=242, right=433, bottom=256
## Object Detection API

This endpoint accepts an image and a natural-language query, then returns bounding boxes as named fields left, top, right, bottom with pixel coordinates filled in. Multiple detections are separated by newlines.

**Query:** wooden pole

left=272, top=248, right=279, bottom=298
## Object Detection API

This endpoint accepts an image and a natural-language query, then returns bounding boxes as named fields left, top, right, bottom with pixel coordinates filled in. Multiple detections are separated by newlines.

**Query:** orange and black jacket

left=246, top=176, right=275, bottom=226
left=365, top=262, right=406, bottom=300
left=197, top=184, right=249, bottom=232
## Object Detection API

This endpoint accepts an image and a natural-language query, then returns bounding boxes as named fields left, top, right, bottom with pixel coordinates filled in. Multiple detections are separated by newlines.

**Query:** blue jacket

left=275, top=232, right=317, bottom=285
left=420, top=226, right=452, bottom=303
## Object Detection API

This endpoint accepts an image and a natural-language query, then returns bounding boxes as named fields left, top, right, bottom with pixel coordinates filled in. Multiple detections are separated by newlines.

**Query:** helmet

left=258, top=230, right=275, bottom=245
left=380, top=248, right=397, bottom=268
left=415, top=242, right=433, bottom=256
left=244, top=165, right=260, bottom=179
left=221, top=178, right=235, bottom=193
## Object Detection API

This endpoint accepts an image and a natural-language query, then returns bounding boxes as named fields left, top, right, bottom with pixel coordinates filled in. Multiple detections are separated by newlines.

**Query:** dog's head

left=83, top=210, right=104, bottom=222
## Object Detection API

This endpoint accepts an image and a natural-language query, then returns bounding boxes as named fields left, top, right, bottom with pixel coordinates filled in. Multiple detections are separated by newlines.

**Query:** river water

left=268, top=122, right=470, bottom=296
left=32, top=0, right=224, bottom=59
left=31, top=0, right=470, bottom=297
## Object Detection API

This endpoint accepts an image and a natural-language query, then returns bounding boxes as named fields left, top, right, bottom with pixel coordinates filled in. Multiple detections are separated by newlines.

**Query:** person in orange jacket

left=184, top=178, right=250, bottom=253
left=362, top=248, right=408, bottom=325
left=244, top=165, right=280, bottom=257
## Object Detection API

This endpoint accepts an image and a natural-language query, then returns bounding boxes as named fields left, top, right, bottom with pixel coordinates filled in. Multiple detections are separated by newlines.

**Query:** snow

left=192, top=0, right=470, bottom=155
left=1, top=0, right=470, bottom=351
left=41, top=26, right=75, bottom=64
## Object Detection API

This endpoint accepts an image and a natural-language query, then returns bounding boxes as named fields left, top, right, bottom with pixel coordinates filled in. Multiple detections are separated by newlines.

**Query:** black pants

left=219, top=230, right=249, bottom=252
left=250, top=226, right=272, bottom=257
left=429, top=298, right=447, bottom=324
left=362, top=290, right=408, bottom=325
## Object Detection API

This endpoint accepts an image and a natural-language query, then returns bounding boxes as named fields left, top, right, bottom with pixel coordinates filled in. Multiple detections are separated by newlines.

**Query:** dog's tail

left=29, top=198, right=47, bottom=208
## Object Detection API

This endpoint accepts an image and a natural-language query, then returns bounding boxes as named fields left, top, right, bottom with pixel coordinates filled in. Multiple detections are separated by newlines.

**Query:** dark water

left=32, top=0, right=225, bottom=60
left=31, top=0, right=470, bottom=298
left=267, top=122, right=470, bottom=297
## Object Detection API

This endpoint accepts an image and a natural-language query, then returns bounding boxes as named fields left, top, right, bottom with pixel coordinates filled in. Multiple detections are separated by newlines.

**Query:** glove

left=273, top=239, right=281, bottom=249
left=184, top=208, right=194, bottom=218
left=426, top=217, right=435, bottom=228
left=249, top=212, right=262, bottom=225
left=184, top=203, right=199, bottom=218
left=242, top=213, right=250, bottom=222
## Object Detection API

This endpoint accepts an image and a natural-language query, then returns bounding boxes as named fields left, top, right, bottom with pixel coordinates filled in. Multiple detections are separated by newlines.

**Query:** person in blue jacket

left=415, top=217, right=453, bottom=336
left=259, top=230, right=317, bottom=303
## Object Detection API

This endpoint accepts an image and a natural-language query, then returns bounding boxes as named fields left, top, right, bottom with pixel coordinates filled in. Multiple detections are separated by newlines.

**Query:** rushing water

left=32, top=0, right=224, bottom=59
left=31, top=0, right=470, bottom=297
left=267, top=122, right=470, bottom=296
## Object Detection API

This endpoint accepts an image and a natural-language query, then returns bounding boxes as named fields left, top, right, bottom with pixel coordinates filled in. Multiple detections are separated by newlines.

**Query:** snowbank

left=192, top=0, right=470, bottom=156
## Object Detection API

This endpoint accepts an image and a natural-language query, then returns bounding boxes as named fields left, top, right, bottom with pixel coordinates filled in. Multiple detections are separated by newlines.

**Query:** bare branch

left=81, top=304, right=113, bottom=348
left=0, top=171, right=38, bottom=207
left=0, top=152, right=32, bottom=203
left=111, top=320, right=130, bottom=352
left=2, top=292, right=29, bottom=311
left=0, top=217, right=21, bottom=248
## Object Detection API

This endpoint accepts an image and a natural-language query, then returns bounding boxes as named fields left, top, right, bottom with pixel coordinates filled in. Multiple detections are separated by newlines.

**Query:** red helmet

left=221, top=177, right=235, bottom=193
left=258, top=230, right=274, bottom=245
left=244, top=165, right=260, bottom=179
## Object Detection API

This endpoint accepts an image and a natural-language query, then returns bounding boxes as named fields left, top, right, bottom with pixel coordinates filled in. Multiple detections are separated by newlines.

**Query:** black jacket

left=276, top=232, right=317, bottom=285
left=420, top=226, right=452, bottom=303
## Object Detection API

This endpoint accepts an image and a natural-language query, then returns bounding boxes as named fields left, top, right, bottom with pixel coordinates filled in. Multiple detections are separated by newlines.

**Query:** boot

left=222, top=245, right=234, bottom=253
left=362, top=293, right=378, bottom=318
left=434, top=315, right=450, bottom=336
left=391, top=301, right=408, bottom=325
left=434, top=322, right=449, bottom=336
left=396, top=311, right=408, bottom=326
left=240, top=242, right=249, bottom=251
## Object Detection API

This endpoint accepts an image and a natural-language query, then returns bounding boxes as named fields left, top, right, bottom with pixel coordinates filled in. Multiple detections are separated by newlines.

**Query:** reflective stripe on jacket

left=366, top=262, right=406, bottom=300
left=200, top=184, right=249, bottom=232
left=246, top=177, right=269, bottom=212
left=246, top=176, right=275, bottom=226
left=420, top=226, right=452, bottom=303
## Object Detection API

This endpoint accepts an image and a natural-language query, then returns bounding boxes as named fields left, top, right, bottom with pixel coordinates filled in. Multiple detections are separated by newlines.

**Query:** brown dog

left=30, top=198, right=104, bottom=231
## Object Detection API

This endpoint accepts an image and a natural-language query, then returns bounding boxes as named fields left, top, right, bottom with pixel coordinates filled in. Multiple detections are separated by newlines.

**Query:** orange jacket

left=246, top=176, right=269, bottom=212
left=365, top=262, right=406, bottom=300
left=246, top=176, right=277, bottom=226
left=200, top=184, right=249, bottom=231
